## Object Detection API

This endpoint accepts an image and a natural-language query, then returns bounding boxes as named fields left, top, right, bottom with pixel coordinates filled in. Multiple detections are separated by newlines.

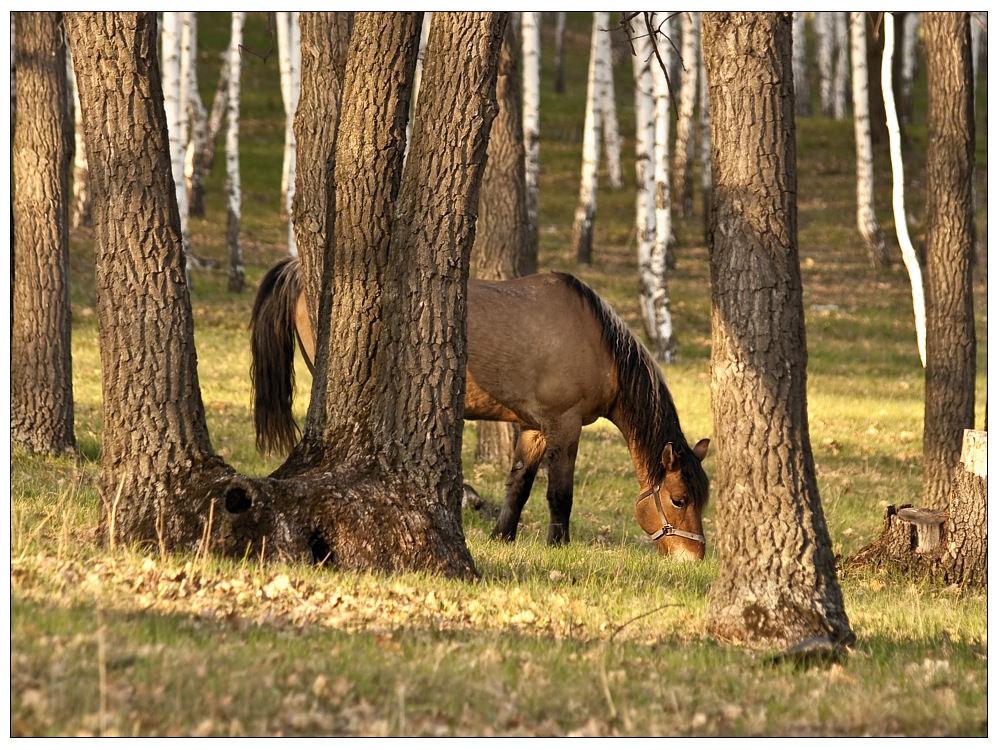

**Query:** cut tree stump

left=845, top=429, right=986, bottom=590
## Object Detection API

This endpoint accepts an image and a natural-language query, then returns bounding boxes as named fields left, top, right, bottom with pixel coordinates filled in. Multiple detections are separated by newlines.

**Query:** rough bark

left=12, top=11, right=76, bottom=455
left=702, top=12, right=854, bottom=652
left=921, top=12, right=977, bottom=509
left=291, top=12, right=352, bottom=335
left=65, top=11, right=240, bottom=548
left=938, top=431, right=986, bottom=588
left=471, top=19, right=531, bottom=467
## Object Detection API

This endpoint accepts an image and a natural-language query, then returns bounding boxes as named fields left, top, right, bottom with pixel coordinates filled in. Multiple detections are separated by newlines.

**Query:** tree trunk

left=817, top=12, right=835, bottom=117
left=850, top=12, right=891, bottom=270
left=883, top=12, right=927, bottom=367
left=595, top=20, right=623, bottom=190
left=832, top=12, right=849, bottom=120
left=553, top=11, right=565, bottom=94
left=277, top=11, right=301, bottom=243
left=572, top=13, right=604, bottom=266
left=652, top=12, right=675, bottom=273
left=702, top=12, right=854, bottom=652
left=472, top=19, right=531, bottom=467
left=291, top=12, right=352, bottom=335
left=671, top=11, right=699, bottom=218
left=521, top=11, right=541, bottom=269
left=252, top=12, right=504, bottom=578
left=66, top=11, right=241, bottom=549
left=939, top=430, right=986, bottom=588
left=921, top=12, right=977, bottom=509
left=225, top=12, right=244, bottom=293
left=12, top=11, right=76, bottom=456
left=792, top=12, right=812, bottom=116
left=67, top=50, right=92, bottom=229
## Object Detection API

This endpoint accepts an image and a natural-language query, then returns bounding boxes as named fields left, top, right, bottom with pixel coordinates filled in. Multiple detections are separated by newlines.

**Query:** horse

left=250, top=257, right=711, bottom=560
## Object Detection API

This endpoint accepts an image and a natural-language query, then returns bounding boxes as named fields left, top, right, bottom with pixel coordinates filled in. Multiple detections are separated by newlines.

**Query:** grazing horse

left=250, top=258, right=711, bottom=559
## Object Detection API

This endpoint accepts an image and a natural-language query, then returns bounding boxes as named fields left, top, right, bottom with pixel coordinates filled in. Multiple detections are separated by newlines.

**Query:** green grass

left=11, top=12, right=988, bottom=737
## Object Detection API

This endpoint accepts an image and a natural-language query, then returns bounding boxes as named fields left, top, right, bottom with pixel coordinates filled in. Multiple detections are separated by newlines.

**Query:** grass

left=10, top=12, right=988, bottom=737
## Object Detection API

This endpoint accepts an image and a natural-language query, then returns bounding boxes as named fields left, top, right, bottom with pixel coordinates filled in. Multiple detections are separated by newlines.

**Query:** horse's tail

left=250, top=256, right=303, bottom=456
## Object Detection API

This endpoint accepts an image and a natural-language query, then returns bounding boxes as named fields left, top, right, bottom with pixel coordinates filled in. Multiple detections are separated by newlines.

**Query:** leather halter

left=635, top=485, right=707, bottom=545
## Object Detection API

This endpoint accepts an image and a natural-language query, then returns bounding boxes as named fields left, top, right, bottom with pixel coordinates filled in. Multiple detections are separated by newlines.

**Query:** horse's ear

left=692, top=438, right=710, bottom=462
left=661, top=443, right=678, bottom=472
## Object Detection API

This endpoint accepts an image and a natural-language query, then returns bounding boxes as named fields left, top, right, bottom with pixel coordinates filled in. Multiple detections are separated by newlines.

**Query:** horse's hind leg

left=490, top=428, right=546, bottom=542
left=545, top=431, right=580, bottom=545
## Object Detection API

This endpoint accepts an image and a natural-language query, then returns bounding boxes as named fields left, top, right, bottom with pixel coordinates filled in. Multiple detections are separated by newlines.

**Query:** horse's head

left=634, top=438, right=710, bottom=560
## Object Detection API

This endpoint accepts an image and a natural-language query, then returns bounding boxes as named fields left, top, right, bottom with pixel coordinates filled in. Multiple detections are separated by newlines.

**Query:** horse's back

left=465, top=274, right=616, bottom=430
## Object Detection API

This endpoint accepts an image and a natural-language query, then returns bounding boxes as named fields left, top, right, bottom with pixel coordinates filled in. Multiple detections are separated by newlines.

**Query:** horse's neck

left=607, top=404, right=662, bottom=489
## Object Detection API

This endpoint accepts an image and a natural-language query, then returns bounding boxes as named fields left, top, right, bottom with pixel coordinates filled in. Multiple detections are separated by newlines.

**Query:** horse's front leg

left=490, top=428, right=546, bottom=542
left=545, top=433, right=580, bottom=545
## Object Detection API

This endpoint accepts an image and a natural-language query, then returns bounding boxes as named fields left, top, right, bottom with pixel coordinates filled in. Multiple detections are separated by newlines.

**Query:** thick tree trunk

left=921, top=12, right=977, bottom=509
left=850, top=12, right=891, bottom=270
left=12, top=11, right=76, bottom=456
left=66, top=11, right=240, bottom=549
left=938, top=431, right=987, bottom=588
left=292, top=12, right=352, bottom=335
left=472, top=20, right=531, bottom=467
left=702, top=12, right=854, bottom=652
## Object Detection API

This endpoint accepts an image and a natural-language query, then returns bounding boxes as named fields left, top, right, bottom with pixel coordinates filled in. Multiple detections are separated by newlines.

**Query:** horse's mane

left=555, top=273, right=708, bottom=510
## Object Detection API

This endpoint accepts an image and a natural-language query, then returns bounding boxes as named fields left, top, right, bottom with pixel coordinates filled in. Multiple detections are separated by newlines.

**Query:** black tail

left=250, top=256, right=303, bottom=455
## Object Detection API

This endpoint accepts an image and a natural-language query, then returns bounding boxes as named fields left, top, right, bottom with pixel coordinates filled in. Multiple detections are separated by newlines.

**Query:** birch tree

left=899, top=13, right=919, bottom=126
left=161, top=12, right=190, bottom=258
left=672, top=11, right=700, bottom=217
left=226, top=12, right=245, bottom=293
left=595, top=19, right=623, bottom=190
left=553, top=11, right=566, bottom=93
left=850, top=12, right=890, bottom=269
left=698, top=35, right=712, bottom=238
left=182, top=12, right=208, bottom=220
left=883, top=11, right=926, bottom=366
left=521, top=11, right=541, bottom=264
left=652, top=11, right=674, bottom=271
left=68, top=50, right=91, bottom=229
left=816, top=12, right=835, bottom=117
left=277, top=11, right=301, bottom=254
left=832, top=12, right=849, bottom=120
left=572, top=12, right=604, bottom=265
left=793, top=12, right=812, bottom=116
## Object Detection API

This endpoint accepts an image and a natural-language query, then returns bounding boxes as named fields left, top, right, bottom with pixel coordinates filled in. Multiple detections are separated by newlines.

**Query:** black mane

left=555, top=273, right=708, bottom=511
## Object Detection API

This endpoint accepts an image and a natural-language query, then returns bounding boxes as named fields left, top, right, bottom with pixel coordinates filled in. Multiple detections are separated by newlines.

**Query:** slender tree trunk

left=793, top=12, right=812, bottom=116
left=553, top=11, right=566, bottom=94
left=652, top=11, right=674, bottom=271
left=595, top=20, right=623, bottom=190
left=521, top=11, right=541, bottom=269
left=850, top=12, right=891, bottom=269
left=702, top=12, right=854, bottom=652
left=199, top=52, right=229, bottom=178
left=67, top=49, right=91, bottom=229
left=572, top=13, right=604, bottom=265
left=12, top=11, right=75, bottom=456
left=832, top=12, right=849, bottom=120
left=292, top=12, right=352, bottom=336
left=161, top=12, right=190, bottom=260
left=898, top=13, right=919, bottom=127
left=672, top=11, right=699, bottom=217
left=817, top=12, right=835, bottom=117
left=226, top=12, right=244, bottom=293
left=183, top=13, right=208, bottom=219
left=883, top=12, right=927, bottom=367
left=698, top=39, right=712, bottom=240
left=277, top=10, right=301, bottom=253
left=66, top=11, right=240, bottom=549
left=921, top=12, right=977, bottom=510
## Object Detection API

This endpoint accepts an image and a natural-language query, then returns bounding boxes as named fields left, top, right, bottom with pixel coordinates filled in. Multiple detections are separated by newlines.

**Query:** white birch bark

left=182, top=12, right=208, bottom=218
left=882, top=12, right=926, bottom=367
left=594, top=18, right=623, bottom=189
left=698, top=28, right=712, bottom=235
left=850, top=12, right=889, bottom=269
left=832, top=12, right=849, bottom=120
left=553, top=11, right=566, bottom=93
left=405, top=12, right=433, bottom=161
left=672, top=11, right=699, bottom=217
left=572, top=12, right=604, bottom=265
left=161, top=12, right=189, bottom=257
left=793, top=12, right=812, bottom=116
left=816, top=11, right=835, bottom=117
left=67, top=50, right=90, bottom=229
left=277, top=11, right=300, bottom=254
left=226, top=12, right=245, bottom=293
left=521, top=11, right=541, bottom=260
left=202, top=53, right=230, bottom=174
left=652, top=11, right=674, bottom=271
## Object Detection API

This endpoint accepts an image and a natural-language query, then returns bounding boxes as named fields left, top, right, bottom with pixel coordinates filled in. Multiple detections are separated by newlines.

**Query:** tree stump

left=845, top=430, right=986, bottom=590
